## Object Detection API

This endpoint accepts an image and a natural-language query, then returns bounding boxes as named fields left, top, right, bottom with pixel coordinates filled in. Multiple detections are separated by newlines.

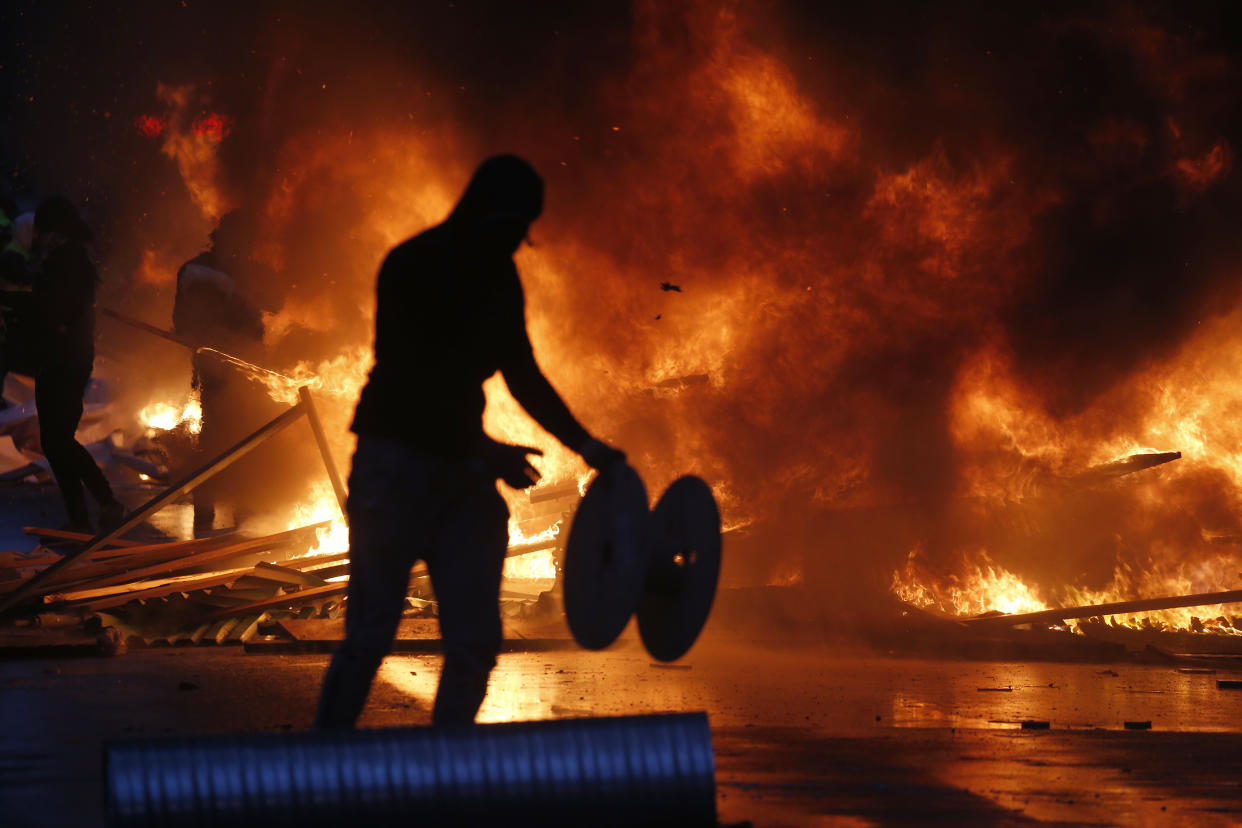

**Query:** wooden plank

left=0, top=523, right=328, bottom=597
left=100, top=307, right=199, bottom=350
left=212, top=616, right=242, bottom=644
left=55, top=568, right=254, bottom=608
left=187, top=622, right=213, bottom=644
left=65, top=525, right=328, bottom=591
left=0, top=401, right=308, bottom=614
left=3, top=538, right=250, bottom=594
left=505, top=537, right=559, bottom=557
left=235, top=613, right=267, bottom=643
left=189, top=589, right=283, bottom=608
left=21, top=527, right=145, bottom=548
left=299, top=563, right=349, bottom=581
left=202, top=583, right=348, bottom=621
left=249, top=562, right=329, bottom=588
left=962, top=589, right=1242, bottom=628
left=298, top=386, right=348, bottom=522
left=272, top=551, right=350, bottom=571
left=1075, top=451, right=1182, bottom=482
left=0, top=550, right=62, bottom=570
left=529, top=481, right=581, bottom=504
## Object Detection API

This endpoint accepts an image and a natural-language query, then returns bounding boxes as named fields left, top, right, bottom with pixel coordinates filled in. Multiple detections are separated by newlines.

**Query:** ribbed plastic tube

left=105, top=712, right=716, bottom=827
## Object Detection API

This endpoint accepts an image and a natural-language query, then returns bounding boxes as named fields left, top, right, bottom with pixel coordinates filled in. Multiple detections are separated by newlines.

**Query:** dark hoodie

left=350, top=155, right=589, bottom=458
left=32, top=197, right=97, bottom=372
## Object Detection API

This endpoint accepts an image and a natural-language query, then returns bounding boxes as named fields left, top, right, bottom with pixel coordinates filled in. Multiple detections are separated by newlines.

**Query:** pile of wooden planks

left=0, top=523, right=351, bottom=646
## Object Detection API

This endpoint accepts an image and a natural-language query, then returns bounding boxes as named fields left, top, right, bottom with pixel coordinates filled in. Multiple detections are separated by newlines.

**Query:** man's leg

left=36, top=370, right=89, bottom=529
left=314, top=506, right=415, bottom=728
left=314, top=439, right=426, bottom=729
left=426, top=484, right=509, bottom=726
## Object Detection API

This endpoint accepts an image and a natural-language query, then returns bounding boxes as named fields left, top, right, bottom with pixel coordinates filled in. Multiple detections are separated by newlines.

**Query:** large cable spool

left=105, top=712, right=716, bottom=828
left=564, top=467, right=722, bottom=661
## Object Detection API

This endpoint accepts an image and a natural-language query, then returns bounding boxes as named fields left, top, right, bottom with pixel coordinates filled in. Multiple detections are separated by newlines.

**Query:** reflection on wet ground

left=374, top=632, right=1242, bottom=733
left=370, top=633, right=1242, bottom=824
left=4, top=632, right=1242, bottom=826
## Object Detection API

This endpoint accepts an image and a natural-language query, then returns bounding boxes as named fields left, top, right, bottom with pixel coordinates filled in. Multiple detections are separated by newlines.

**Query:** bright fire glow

left=892, top=548, right=1049, bottom=618
left=136, top=4, right=1242, bottom=634
left=139, top=395, right=202, bottom=435
left=283, top=479, right=350, bottom=556
left=503, top=520, right=561, bottom=580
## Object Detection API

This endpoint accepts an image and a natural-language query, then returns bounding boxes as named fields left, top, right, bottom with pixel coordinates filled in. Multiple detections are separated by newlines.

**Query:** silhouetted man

left=316, top=155, right=623, bottom=728
left=31, top=197, right=124, bottom=532
left=173, top=210, right=266, bottom=536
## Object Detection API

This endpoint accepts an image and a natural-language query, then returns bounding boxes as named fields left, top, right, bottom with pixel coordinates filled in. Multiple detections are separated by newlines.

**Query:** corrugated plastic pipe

left=105, top=712, right=716, bottom=827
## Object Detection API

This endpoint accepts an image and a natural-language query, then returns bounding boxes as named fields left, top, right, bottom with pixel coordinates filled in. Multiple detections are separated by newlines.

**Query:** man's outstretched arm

left=501, top=348, right=624, bottom=471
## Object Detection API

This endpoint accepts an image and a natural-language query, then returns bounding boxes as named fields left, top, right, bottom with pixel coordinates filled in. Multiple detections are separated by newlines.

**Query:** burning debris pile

left=0, top=377, right=575, bottom=652
left=877, top=450, right=1242, bottom=662
left=0, top=522, right=341, bottom=649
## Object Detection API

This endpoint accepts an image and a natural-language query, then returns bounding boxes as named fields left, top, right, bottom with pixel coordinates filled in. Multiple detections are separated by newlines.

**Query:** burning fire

left=283, top=479, right=350, bottom=556
left=503, top=521, right=562, bottom=581
left=892, top=548, right=1049, bottom=619
left=139, top=395, right=203, bottom=435
left=109, top=3, right=1242, bottom=625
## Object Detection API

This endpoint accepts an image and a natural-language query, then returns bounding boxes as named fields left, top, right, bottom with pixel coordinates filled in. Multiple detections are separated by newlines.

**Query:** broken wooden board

left=1074, top=451, right=1182, bottom=482
left=22, top=527, right=145, bottom=548
left=51, top=567, right=255, bottom=608
left=58, top=562, right=328, bottom=611
left=6, top=523, right=329, bottom=598
left=961, top=589, right=1242, bottom=629
left=69, top=531, right=329, bottom=591
left=201, top=582, right=347, bottom=621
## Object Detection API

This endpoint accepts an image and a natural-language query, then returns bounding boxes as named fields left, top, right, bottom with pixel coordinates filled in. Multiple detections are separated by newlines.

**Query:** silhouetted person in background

left=173, top=209, right=266, bottom=536
left=315, top=155, right=624, bottom=728
left=31, top=196, right=123, bottom=533
left=0, top=202, right=37, bottom=404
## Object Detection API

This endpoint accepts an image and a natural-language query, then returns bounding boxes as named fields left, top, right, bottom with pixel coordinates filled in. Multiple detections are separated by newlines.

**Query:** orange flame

left=138, top=394, right=202, bottom=435
left=892, top=548, right=1049, bottom=618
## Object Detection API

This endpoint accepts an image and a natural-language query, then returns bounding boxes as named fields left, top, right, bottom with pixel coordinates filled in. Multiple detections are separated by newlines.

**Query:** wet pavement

left=4, top=632, right=1242, bottom=826
left=3, top=479, right=1242, bottom=825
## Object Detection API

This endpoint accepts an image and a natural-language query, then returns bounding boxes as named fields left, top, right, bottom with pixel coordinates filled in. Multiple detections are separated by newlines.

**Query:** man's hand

left=484, top=440, right=544, bottom=489
left=579, top=437, right=626, bottom=473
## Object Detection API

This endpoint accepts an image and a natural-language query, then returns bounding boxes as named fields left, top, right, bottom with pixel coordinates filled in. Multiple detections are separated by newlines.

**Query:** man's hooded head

left=34, top=196, right=93, bottom=244
left=209, top=208, right=253, bottom=263
left=449, top=155, right=543, bottom=254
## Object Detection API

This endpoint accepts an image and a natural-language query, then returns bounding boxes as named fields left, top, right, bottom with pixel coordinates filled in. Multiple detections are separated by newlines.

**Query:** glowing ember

left=134, top=114, right=165, bottom=138
left=192, top=112, right=233, bottom=140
